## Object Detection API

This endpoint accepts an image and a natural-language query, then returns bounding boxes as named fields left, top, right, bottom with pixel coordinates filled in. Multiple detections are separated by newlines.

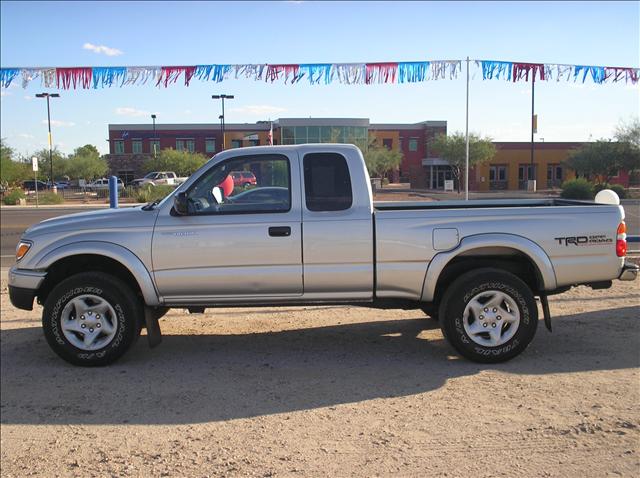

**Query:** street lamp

left=151, top=114, right=157, bottom=159
left=35, top=93, right=60, bottom=190
left=212, top=94, right=234, bottom=149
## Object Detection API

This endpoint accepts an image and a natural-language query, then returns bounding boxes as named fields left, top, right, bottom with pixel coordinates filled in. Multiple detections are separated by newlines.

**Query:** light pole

left=151, top=114, right=157, bottom=159
left=212, top=94, right=234, bottom=149
left=35, top=93, right=60, bottom=190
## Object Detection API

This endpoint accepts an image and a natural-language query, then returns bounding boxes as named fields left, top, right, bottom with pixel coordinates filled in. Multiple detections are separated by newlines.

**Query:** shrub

left=2, top=188, right=26, bottom=205
left=593, top=182, right=627, bottom=199
left=560, top=178, right=594, bottom=200
left=135, top=184, right=176, bottom=203
left=609, top=184, right=627, bottom=199
left=38, top=192, right=64, bottom=205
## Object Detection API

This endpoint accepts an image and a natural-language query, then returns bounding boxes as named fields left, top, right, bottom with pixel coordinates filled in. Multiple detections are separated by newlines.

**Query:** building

left=106, top=120, right=634, bottom=190
left=106, top=118, right=447, bottom=186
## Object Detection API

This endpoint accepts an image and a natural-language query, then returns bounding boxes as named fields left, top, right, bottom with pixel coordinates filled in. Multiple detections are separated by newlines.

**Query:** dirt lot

left=1, top=279, right=638, bottom=477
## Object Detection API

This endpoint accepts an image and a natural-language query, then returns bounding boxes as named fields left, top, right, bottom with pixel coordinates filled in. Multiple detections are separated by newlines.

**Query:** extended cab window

left=186, top=154, right=290, bottom=215
left=303, top=153, right=353, bottom=212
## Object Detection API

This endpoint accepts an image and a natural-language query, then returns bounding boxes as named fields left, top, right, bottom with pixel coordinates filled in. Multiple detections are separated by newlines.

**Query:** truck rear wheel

left=42, top=272, right=142, bottom=366
left=438, top=268, right=538, bottom=363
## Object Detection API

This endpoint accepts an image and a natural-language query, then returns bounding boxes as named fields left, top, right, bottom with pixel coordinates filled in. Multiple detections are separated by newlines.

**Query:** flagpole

left=465, top=56, right=470, bottom=201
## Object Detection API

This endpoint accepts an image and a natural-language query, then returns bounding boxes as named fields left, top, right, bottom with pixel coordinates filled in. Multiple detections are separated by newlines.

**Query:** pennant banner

left=1, top=59, right=637, bottom=89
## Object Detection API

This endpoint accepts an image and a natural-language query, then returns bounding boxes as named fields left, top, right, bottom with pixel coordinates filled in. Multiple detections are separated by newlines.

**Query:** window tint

left=186, top=154, right=290, bottom=215
left=303, top=153, right=353, bottom=212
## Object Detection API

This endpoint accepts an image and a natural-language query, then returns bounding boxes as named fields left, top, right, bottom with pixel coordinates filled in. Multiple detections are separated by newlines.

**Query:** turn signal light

left=616, top=222, right=627, bottom=257
left=16, top=242, right=32, bottom=261
left=617, top=222, right=626, bottom=235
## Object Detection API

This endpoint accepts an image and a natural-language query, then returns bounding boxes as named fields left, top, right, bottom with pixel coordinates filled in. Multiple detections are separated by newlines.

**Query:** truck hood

left=24, top=207, right=158, bottom=238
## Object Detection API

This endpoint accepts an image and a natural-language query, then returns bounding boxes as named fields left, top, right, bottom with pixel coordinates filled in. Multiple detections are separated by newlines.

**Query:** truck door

left=301, top=151, right=374, bottom=299
left=152, top=152, right=303, bottom=301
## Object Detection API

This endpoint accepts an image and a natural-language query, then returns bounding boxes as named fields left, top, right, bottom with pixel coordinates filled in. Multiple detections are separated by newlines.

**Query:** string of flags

left=1, top=59, right=637, bottom=90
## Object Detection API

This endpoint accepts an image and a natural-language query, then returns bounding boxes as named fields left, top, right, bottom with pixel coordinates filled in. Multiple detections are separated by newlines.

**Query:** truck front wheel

left=438, top=268, right=538, bottom=363
left=42, top=272, right=142, bottom=366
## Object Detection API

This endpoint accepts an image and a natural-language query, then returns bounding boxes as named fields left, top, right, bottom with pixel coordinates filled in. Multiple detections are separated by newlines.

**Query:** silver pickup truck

left=9, top=144, right=638, bottom=366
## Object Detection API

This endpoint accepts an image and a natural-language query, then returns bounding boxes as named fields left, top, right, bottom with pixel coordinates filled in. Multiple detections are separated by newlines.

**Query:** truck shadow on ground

left=1, top=306, right=638, bottom=425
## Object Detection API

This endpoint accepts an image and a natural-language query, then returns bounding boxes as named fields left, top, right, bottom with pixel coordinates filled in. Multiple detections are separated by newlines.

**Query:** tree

left=144, top=148, right=208, bottom=177
left=566, top=118, right=639, bottom=184
left=31, top=147, right=67, bottom=182
left=430, top=132, right=496, bottom=193
left=0, top=139, right=31, bottom=186
left=65, top=144, right=107, bottom=180
left=362, top=135, right=403, bottom=179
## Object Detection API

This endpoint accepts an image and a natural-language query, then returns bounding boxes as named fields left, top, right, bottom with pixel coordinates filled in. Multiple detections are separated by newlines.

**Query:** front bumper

left=8, top=267, right=47, bottom=310
left=619, top=261, right=639, bottom=281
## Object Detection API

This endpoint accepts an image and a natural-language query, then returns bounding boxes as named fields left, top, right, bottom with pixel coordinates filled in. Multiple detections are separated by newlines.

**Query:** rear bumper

left=619, top=261, right=639, bottom=281
left=8, top=267, right=47, bottom=310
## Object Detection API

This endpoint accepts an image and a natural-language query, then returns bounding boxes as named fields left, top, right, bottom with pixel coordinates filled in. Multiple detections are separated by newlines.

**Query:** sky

left=0, top=0, right=638, bottom=157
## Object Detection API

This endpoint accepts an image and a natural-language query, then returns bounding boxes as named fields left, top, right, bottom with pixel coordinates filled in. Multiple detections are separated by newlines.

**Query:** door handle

left=269, top=226, right=291, bottom=237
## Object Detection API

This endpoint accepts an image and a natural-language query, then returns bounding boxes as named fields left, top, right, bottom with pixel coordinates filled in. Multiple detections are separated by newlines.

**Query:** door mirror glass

left=174, top=191, right=188, bottom=215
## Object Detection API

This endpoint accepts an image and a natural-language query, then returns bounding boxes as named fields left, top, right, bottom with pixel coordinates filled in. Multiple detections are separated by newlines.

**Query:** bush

left=593, top=182, right=627, bottom=199
left=560, top=178, right=594, bottom=200
left=135, top=184, right=176, bottom=203
left=38, top=192, right=64, bottom=205
left=2, top=188, right=26, bottom=205
left=609, top=184, right=627, bottom=199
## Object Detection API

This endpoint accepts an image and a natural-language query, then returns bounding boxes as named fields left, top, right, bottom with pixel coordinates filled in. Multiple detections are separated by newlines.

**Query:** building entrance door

left=518, top=164, right=537, bottom=190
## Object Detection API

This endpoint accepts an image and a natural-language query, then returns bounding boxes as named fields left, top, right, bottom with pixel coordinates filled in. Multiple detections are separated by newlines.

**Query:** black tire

left=420, top=304, right=439, bottom=320
left=42, top=272, right=143, bottom=366
left=438, top=268, right=538, bottom=363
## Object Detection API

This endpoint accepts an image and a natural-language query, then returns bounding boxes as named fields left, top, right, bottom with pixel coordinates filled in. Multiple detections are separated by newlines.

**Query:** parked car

left=230, top=170, right=257, bottom=188
left=9, top=144, right=638, bottom=366
left=22, top=180, right=50, bottom=191
left=85, top=178, right=124, bottom=191
left=130, top=171, right=187, bottom=187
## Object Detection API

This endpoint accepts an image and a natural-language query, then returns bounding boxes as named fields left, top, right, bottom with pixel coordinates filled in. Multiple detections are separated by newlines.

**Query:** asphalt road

left=1, top=201, right=639, bottom=268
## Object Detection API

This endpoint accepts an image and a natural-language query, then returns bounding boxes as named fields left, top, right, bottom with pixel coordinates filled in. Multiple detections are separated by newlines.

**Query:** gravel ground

left=1, top=279, right=638, bottom=477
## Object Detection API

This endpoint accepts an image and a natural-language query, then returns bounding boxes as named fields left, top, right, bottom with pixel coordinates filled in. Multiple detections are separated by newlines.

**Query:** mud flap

left=144, top=307, right=163, bottom=348
left=539, top=294, right=552, bottom=332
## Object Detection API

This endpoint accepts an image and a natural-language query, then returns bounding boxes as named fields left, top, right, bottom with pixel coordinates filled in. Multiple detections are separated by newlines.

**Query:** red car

left=230, top=171, right=257, bottom=188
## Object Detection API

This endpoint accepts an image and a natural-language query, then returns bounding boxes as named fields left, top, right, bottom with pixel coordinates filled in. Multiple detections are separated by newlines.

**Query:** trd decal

left=554, top=235, right=613, bottom=246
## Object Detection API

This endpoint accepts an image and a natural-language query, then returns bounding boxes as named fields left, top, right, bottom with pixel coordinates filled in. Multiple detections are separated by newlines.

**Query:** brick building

left=106, top=119, right=634, bottom=190
left=106, top=118, right=447, bottom=187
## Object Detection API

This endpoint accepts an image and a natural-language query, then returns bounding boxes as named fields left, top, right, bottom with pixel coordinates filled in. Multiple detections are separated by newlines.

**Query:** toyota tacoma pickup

left=9, top=144, right=638, bottom=366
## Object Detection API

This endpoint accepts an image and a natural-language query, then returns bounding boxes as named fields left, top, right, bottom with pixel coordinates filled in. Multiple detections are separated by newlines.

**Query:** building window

left=150, top=140, right=160, bottom=155
left=205, top=138, right=216, bottom=153
left=490, top=165, right=507, bottom=182
left=382, top=138, right=393, bottom=150
left=114, top=140, right=124, bottom=154
left=409, top=138, right=419, bottom=152
left=231, top=139, right=243, bottom=148
left=547, top=164, right=563, bottom=188
left=399, top=137, right=404, bottom=150
left=132, top=139, right=142, bottom=154
left=249, top=139, right=260, bottom=146
left=176, top=139, right=195, bottom=152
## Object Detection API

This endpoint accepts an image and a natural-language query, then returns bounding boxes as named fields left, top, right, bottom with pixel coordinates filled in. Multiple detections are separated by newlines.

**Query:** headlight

left=16, top=241, right=32, bottom=261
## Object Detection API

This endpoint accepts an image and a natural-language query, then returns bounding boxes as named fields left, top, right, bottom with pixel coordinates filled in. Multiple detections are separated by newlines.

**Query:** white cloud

left=83, top=42, right=123, bottom=56
left=42, top=119, right=75, bottom=127
left=115, top=107, right=151, bottom=117
left=229, top=104, right=287, bottom=116
left=18, top=133, right=34, bottom=139
left=0, top=91, right=11, bottom=97
left=24, top=95, right=33, bottom=100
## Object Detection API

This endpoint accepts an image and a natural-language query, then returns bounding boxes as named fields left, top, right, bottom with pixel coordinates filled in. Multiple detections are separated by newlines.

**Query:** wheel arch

left=35, top=242, right=160, bottom=306
left=421, top=233, right=557, bottom=303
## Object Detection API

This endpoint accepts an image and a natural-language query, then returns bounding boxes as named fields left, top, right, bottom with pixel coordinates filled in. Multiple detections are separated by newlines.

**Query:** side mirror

left=212, top=186, right=223, bottom=204
left=174, top=192, right=188, bottom=215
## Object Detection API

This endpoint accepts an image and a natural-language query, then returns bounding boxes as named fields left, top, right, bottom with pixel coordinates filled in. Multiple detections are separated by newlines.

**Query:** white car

left=85, top=178, right=124, bottom=191
left=130, top=171, right=187, bottom=187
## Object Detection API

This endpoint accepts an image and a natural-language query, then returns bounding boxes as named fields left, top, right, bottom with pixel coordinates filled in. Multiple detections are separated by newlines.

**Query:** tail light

left=616, top=222, right=627, bottom=257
